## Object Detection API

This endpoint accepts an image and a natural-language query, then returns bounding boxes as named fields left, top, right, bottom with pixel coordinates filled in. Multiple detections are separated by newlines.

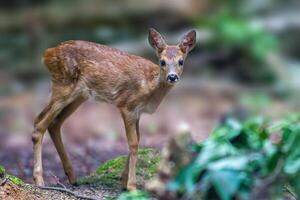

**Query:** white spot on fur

left=111, top=90, right=118, bottom=95
left=140, top=80, right=147, bottom=88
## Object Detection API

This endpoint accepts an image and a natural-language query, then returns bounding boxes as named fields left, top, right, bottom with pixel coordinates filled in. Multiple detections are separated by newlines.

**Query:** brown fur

left=165, top=46, right=179, bottom=59
left=32, top=29, right=196, bottom=191
left=43, top=40, right=170, bottom=111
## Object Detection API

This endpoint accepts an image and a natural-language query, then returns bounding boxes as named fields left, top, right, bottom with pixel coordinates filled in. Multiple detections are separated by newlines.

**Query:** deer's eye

left=160, top=60, right=166, bottom=67
left=178, top=59, right=184, bottom=66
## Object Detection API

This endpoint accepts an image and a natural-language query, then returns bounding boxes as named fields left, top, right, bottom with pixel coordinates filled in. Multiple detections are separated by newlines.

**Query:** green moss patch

left=8, top=175, right=24, bottom=186
left=0, top=165, right=5, bottom=176
left=0, top=165, right=24, bottom=186
left=78, top=148, right=160, bottom=188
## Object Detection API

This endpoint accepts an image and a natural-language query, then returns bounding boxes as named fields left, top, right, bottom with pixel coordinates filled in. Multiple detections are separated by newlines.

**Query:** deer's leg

left=121, top=119, right=140, bottom=188
left=32, top=98, right=68, bottom=186
left=32, top=83, right=78, bottom=186
left=120, top=109, right=140, bottom=190
left=48, top=96, right=86, bottom=184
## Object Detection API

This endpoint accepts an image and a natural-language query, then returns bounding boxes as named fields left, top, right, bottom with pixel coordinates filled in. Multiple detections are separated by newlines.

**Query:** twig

left=49, top=171, right=67, bottom=189
left=36, top=185, right=99, bottom=200
left=0, top=176, right=8, bottom=186
left=89, top=187, right=97, bottom=193
left=250, top=159, right=284, bottom=199
left=57, top=182, right=67, bottom=189
left=284, top=185, right=297, bottom=200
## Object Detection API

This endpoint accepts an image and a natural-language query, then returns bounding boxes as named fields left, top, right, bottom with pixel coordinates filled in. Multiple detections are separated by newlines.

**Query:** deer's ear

left=148, top=28, right=166, bottom=53
left=179, top=30, right=196, bottom=53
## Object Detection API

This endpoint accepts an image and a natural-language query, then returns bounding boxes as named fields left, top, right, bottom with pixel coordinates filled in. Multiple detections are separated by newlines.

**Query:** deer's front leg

left=120, top=109, right=140, bottom=191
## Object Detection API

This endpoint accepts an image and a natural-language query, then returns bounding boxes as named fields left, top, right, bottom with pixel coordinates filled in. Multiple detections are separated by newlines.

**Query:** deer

left=32, top=28, right=196, bottom=190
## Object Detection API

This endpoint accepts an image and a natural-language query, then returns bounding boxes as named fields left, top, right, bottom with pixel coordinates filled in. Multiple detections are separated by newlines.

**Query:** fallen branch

left=36, top=185, right=99, bottom=200
left=49, top=171, right=67, bottom=189
left=284, top=185, right=297, bottom=200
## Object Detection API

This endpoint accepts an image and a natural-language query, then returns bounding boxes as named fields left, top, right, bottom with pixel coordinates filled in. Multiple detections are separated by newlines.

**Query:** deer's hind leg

left=32, top=85, right=79, bottom=186
left=48, top=96, right=86, bottom=184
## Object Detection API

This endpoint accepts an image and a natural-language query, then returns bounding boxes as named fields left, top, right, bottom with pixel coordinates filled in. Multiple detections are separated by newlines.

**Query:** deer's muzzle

left=167, top=74, right=179, bottom=83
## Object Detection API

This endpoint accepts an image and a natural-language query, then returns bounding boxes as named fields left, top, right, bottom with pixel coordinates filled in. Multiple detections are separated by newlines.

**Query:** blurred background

left=0, top=0, right=299, bottom=184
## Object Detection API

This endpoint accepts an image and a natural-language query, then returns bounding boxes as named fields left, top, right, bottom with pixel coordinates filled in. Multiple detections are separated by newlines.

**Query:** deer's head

left=148, top=28, right=196, bottom=85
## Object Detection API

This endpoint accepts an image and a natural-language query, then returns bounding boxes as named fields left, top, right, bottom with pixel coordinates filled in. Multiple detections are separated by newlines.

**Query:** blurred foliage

left=117, top=191, right=149, bottom=200
left=167, top=114, right=300, bottom=199
left=117, top=114, right=300, bottom=199
left=239, top=92, right=271, bottom=113
left=197, top=9, right=280, bottom=83
left=208, top=14, right=278, bottom=60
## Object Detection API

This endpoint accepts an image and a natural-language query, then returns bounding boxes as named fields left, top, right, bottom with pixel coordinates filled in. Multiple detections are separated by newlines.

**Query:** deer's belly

left=83, top=86, right=160, bottom=114
left=142, top=102, right=159, bottom=114
left=84, top=88, right=114, bottom=103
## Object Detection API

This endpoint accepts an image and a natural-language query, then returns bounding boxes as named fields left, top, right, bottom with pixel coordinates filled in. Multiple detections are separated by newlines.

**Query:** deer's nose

left=167, top=74, right=179, bottom=83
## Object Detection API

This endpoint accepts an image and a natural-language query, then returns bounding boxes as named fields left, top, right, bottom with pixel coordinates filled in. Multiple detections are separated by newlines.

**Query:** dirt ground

left=0, top=78, right=294, bottom=199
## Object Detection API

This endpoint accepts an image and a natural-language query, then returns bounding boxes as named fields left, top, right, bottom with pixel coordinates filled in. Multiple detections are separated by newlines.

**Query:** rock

left=78, top=148, right=160, bottom=189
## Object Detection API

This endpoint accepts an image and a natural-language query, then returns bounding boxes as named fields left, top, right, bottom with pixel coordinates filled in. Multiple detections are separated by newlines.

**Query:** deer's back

left=43, top=40, right=158, bottom=84
left=43, top=40, right=160, bottom=107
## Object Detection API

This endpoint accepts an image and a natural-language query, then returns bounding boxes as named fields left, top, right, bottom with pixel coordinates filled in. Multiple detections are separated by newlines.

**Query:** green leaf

left=167, top=114, right=300, bottom=199
left=207, top=156, right=250, bottom=171
left=282, top=125, right=300, bottom=153
left=211, top=169, right=244, bottom=200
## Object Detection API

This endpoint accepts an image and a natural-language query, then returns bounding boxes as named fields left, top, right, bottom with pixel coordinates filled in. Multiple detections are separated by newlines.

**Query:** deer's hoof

left=71, top=180, right=79, bottom=186
left=121, top=181, right=136, bottom=191
left=126, top=183, right=137, bottom=191
left=67, top=175, right=77, bottom=185
left=127, top=186, right=137, bottom=191
left=34, top=177, right=45, bottom=187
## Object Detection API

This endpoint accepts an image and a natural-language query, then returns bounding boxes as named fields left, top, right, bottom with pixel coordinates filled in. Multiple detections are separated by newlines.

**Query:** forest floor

left=1, top=178, right=122, bottom=199
left=0, top=79, right=295, bottom=199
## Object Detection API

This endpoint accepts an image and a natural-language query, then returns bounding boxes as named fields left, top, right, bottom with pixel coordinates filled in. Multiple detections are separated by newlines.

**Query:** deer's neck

left=143, top=70, right=173, bottom=114
left=155, top=77, right=173, bottom=96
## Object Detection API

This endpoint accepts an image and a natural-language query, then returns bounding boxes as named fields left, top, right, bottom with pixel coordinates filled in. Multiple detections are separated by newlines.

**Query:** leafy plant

left=167, top=114, right=300, bottom=199
left=208, top=14, right=279, bottom=61
left=196, top=4, right=280, bottom=83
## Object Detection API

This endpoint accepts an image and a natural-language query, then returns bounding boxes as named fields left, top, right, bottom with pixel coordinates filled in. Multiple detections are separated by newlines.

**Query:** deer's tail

left=42, top=45, right=80, bottom=84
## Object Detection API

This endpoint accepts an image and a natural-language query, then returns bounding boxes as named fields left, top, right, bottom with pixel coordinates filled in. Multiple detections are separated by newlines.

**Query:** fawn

left=32, top=28, right=196, bottom=190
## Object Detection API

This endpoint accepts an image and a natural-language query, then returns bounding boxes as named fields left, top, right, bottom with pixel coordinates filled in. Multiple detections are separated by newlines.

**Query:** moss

left=135, top=148, right=160, bottom=179
left=8, top=175, right=24, bottom=186
left=78, top=148, right=160, bottom=188
left=0, top=165, right=24, bottom=186
left=0, top=165, right=5, bottom=176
